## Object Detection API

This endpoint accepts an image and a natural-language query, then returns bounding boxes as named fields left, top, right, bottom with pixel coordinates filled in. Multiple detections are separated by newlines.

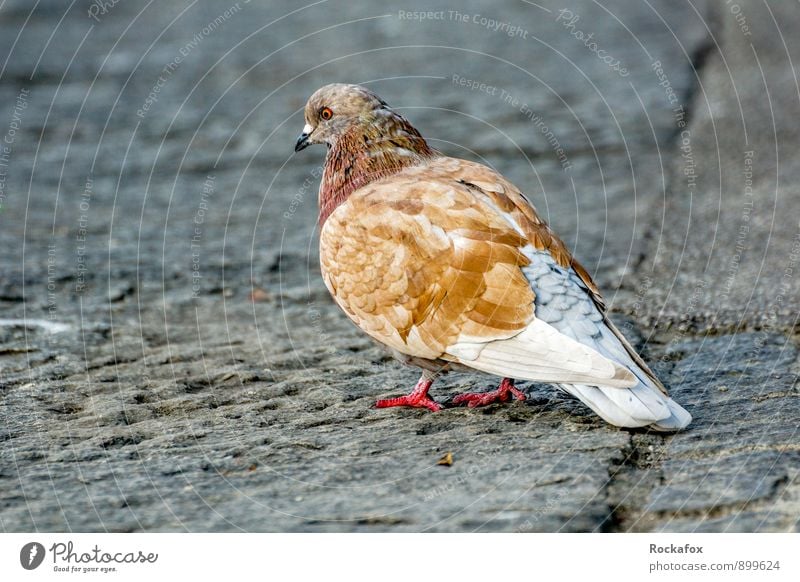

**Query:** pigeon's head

left=294, top=83, right=393, bottom=152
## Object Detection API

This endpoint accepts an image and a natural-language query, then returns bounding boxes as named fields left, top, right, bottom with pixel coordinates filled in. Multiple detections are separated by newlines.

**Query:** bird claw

left=374, top=394, right=443, bottom=412
left=452, top=378, right=526, bottom=408
left=374, top=377, right=443, bottom=412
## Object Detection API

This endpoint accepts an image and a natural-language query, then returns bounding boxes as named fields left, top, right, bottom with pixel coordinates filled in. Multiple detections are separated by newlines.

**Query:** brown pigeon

left=294, top=83, right=691, bottom=431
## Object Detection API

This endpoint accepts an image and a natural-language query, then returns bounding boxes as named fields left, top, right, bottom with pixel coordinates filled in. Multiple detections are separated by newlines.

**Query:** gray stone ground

left=0, top=0, right=797, bottom=532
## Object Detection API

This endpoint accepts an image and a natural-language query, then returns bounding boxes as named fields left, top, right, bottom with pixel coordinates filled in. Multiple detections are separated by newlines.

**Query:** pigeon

left=294, top=83, right=691, bottom=431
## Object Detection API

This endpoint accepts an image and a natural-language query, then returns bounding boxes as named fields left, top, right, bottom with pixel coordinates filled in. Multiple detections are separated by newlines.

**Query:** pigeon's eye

left=319, top=107, right=333, bottom=121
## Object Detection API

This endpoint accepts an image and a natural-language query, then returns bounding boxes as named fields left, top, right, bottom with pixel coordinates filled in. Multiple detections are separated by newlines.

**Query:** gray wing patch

left=522, top=248, right=605, bottom=342
left=522, top=247, right=654, bottom=383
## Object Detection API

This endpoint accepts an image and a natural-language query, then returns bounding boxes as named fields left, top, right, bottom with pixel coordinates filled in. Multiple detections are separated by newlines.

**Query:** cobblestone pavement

left=0, top=0, right=797, bottom=532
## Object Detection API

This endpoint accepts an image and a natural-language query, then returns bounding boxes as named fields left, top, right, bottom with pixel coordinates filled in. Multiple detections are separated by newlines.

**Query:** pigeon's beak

left=294, top=123, right=313, bottom=152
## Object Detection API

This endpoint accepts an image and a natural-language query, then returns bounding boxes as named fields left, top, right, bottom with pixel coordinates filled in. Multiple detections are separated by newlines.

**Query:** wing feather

left=445, top=318, right=636, bottom=387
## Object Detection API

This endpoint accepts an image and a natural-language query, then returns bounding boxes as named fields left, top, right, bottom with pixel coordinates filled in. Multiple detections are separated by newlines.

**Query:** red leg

left=452, top=378, right=526, bottom=408
left=375, top=375, right=442, bottom=412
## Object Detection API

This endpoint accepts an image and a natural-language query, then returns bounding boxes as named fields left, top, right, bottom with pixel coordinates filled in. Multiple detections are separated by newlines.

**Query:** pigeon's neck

left=318, top=115, right=435, bottom=225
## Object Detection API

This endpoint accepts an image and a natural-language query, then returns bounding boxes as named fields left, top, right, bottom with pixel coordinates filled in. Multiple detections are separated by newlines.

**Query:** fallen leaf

left=437, top=452, right=453, bottom=466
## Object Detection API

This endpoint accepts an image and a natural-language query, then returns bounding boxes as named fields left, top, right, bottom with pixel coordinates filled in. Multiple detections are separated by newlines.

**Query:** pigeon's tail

left=551, top=304, right=692, bottom=431
left=557, top=375, right=691, bottom=431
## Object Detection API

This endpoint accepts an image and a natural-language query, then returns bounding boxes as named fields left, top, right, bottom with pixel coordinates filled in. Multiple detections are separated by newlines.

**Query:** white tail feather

left=558, top=381, right=691, bottom=430
left=447, top=318, right=636, bottom=388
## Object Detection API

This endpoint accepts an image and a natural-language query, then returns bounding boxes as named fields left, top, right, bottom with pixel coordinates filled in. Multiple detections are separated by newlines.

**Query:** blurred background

left=0, top=0, right=798, bottom=532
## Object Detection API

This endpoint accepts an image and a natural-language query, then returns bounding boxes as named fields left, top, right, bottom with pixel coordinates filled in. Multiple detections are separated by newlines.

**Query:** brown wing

left=319, top=177, right=535, bottom=361
left=420, top=157, right=667, bottom=392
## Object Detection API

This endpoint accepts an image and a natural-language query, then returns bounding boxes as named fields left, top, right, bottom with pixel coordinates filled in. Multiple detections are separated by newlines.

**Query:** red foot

left=452, top=378, right=526, bottom=408
left=375, top=377, right=442, bottom=412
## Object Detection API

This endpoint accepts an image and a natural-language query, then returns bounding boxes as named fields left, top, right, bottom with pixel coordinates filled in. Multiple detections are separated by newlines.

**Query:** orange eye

left=319, top=107, right=333, bottom=121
